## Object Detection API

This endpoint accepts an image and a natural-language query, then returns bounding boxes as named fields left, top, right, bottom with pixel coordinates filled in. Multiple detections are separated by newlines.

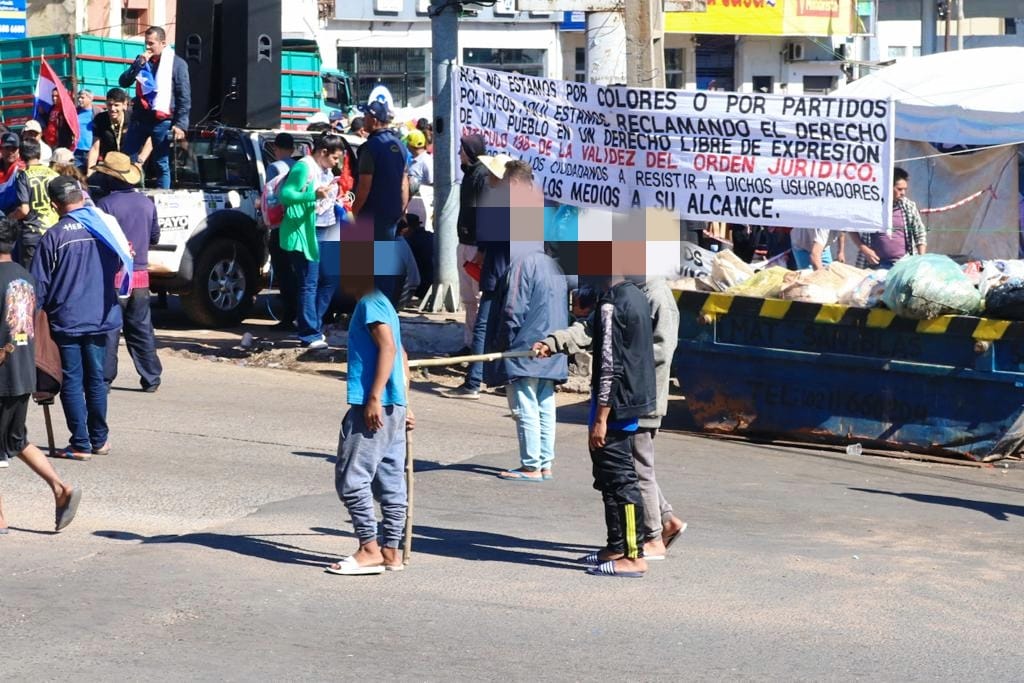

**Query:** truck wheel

left=181, top=238, right=257, bottom=328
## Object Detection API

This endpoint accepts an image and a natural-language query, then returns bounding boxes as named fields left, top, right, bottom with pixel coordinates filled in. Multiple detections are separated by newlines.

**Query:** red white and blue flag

left=32, top=57, right=79, bottom=148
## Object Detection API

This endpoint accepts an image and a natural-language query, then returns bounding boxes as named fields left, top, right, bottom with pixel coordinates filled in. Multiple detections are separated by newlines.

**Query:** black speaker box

left=217, top=0, right=283, bottom=129
left=174, top=0, right=217, bottom=126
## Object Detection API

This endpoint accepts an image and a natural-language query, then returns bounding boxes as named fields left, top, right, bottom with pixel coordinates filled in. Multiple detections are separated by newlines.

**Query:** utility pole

left=585, top=9, right=627, bottom=84
left=957, top=0, right=965, bottom=50
left=944, top=0, right=952, bottom=51
left=424, top=0, right=460, bottom=313
left=920, top=0, right=938, bottom=55
left=625, top=0, right=666, bottom=88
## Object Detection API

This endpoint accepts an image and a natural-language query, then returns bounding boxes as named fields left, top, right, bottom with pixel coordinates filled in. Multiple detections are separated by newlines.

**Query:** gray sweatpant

left=334, top=404, right=408, bottom=548
left=633, top=428, right=674, bottom=541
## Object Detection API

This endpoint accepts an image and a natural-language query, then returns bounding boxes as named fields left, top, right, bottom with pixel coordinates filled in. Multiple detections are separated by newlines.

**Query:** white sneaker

left=0, top=458, right=8, bottom=468
left=305, top=338, right=328, bottom=350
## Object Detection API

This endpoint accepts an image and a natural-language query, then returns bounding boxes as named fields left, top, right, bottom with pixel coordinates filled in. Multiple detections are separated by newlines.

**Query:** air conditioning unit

left=785, top=42, right=805, bottom=61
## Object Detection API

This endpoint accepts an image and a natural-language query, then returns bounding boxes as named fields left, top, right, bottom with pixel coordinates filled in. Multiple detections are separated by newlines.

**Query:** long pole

left=425, top=0, right=460, bottom=314
left=957, top=0, right=965, bottom=50
left=920, top=0, right=937, bottom=56
left=944, top=0, right=952, bottom=51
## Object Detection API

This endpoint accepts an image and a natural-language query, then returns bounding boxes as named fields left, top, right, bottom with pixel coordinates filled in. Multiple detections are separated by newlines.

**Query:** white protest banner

left=455, top=66, right=894, bottom=232
left=679, top=241, right=716, bottom=278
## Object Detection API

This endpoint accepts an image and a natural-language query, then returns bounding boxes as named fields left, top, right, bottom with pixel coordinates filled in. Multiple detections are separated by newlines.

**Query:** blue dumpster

left=674, top=291, right=1024, bottom=462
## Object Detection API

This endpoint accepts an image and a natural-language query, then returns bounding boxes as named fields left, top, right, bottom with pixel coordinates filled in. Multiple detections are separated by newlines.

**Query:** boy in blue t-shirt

left=326, top=275, right=413, bottom=576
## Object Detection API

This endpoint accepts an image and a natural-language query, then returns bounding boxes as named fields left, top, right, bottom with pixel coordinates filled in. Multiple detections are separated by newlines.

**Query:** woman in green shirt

left=279, top=134, right=345, bottom=348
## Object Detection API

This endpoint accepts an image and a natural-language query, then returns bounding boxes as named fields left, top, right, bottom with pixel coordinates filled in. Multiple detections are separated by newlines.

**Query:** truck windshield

left=323, top=73, right=352, bottom=111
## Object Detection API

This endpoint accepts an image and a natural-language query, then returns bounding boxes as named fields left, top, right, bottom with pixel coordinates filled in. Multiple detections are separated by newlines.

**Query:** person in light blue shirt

left=327, top=275, right=413, bottom=577
left=74, top=90, right=96, bottom=171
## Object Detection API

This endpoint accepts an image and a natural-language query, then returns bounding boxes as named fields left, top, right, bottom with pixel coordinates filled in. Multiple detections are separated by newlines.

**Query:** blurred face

left=51, top=90, right=59, bottom=106
left=459, top=147, right=470, bottom=166
left=275, top=145, right=294, bottom=161
left=108, top=99, right=127, bottom=120
left=77, top=91, right=93, bottom=109
left=145, top=33, right=165, bottom=57
left=23, top=130, right=39, bottom=141
left=2, top=146, right=19, bottom=164
left=894, top=178, right=908, bottom=200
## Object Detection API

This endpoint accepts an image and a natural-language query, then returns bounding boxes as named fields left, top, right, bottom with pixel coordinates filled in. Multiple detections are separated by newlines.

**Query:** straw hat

left=480, top=153, right=515, bottom=180
left=93, top=152, right=142, bottom=186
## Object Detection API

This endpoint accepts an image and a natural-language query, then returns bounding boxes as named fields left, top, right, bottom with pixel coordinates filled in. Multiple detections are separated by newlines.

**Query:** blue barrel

left=674, top=291, right=1024, bottom=462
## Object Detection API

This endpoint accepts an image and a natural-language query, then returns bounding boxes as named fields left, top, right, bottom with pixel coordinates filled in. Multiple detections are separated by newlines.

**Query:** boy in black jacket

left=537, top=276, right=657, bottom=577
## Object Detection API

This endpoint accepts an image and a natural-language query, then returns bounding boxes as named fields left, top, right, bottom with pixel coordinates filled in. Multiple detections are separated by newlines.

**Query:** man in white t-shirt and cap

left=22, top=121, right=53, bottom=163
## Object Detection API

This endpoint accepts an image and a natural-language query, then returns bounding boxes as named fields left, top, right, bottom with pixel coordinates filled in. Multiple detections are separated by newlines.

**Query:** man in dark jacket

left=94, top=153, right=162, bottom=392
left=538, top=276, right=656, bottom=578
left=490, top=248, right=568, bottom=482
left=118, top=26, right=191, bottom=189
left=456, top=134, right=488, bottom=353
left=539, top=277, right=687, bottom=559
left=31, top=177, right=125, bottom=460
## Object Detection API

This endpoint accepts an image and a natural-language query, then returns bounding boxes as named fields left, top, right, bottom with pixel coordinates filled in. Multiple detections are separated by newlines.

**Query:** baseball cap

left=360, top=99, right=393, bottom=123
left=406, top=130, right=427, bottom=149
left=51, top=147, right=75, bottom=165
left=273, top=132, right=295, bottom=149
left=1, top=132, right=19, bottom=149
left=329, top=110, right=346, bottom=122
left=23, top=120, right=42, bottom=134
left=47, top=175, right=82, bottom=204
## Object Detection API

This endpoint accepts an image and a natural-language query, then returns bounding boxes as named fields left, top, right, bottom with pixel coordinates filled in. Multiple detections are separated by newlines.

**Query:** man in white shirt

left=790, top=228, right=837, bottom=270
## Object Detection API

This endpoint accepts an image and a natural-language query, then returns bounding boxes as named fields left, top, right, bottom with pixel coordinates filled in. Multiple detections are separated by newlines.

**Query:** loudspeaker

left=218, top=0, right=282, bottom=129
left=175, top=0, right=217, bottom=126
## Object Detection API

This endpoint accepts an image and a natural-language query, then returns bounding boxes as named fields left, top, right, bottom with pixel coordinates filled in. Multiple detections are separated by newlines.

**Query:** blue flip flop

left=498, top=470, right=545, bottom=482
left=586, top=560, right=645, bottom=579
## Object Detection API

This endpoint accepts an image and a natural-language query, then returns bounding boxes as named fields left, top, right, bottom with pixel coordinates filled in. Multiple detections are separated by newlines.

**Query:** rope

left=918, top=187, right=992, bottom=214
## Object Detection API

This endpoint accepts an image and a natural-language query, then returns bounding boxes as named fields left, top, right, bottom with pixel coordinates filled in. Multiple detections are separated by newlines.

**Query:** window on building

left=665, top=48, right=685, bottom=89
left=338, top=48, right=431, bottom=109
left=123, top=9, right=147, bottom=37
left=463, top=49, right=546, bottom=77
left=887, top=46, right=907, bottom=59
left=1007, top=18, right=1018, bottom=35
left=912, top=46, right=922, bottom=56
left=802, top=75, right=836, bottom=93
left=752, top=75, right=773, bottom=94
left=574, top=47, right=586, bottom=83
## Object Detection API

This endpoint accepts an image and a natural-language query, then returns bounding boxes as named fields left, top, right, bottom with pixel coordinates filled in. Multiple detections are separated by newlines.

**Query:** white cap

left=23, top=120, right=42, bottom=133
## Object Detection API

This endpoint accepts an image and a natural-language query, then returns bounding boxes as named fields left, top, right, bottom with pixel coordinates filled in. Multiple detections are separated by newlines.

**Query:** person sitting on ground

left=0, top=216, right=82, bottom=534
left=326, top=273, right=413, bottom=576
left=400, top=213, right=433, bottom=300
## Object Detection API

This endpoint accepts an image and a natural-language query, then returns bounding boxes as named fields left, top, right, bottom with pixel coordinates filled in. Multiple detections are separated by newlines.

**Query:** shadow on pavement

left=848, top=488, right=1024, bottom=521
left=311, top=525, right=589, bottom=571
left=292, top=450, right=337, bottom=463
left=94, top=530, right=342, bottom=566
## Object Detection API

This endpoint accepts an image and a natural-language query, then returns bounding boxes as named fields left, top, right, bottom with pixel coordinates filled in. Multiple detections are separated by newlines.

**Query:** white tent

left=837, top=47, right=1024, bottom=146
left=835, top=48, right=1023, bottom=260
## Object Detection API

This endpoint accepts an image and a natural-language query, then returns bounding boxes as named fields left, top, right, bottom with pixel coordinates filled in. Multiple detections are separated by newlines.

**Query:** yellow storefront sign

left=666, top=0, right=864, bottom=36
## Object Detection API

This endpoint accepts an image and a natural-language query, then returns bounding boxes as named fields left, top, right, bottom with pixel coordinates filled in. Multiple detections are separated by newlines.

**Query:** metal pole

left=944, top=0, right=952, bottom=51
left=957, top=0, right=965, bottom=50
left=920, top=0, right=938, bottom=56
left=424, top=0, right=460, bottom=313
left=625, top=0, right=666, bottom=89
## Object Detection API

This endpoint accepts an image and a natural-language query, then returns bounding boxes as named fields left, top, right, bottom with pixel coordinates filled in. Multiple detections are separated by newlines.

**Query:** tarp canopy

left=836, top=47, right=1024, bottom=145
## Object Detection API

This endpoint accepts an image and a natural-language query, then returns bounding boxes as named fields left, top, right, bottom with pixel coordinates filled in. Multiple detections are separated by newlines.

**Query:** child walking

left=326, top=274, right=413, bottom=576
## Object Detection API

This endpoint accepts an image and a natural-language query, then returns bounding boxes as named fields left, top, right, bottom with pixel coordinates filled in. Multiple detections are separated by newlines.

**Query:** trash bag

left=726, top=266, right=789, bottom=299
left=978, top=259, right=1024, bottom=298
left=824, top=262, right=869, bottom=300
left=710, top=249, right=755, bottom=291
left=881, top=254, right=983, bottom=320
left=840, top=270, right=888, bottom=309
left=779, top=268, right=848, bottom=304
left=984, top=277, right=1024, bottom=320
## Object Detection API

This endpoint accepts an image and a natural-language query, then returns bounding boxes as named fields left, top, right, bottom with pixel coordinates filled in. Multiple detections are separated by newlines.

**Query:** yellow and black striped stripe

left=675, top=291, right=1024, bottom=342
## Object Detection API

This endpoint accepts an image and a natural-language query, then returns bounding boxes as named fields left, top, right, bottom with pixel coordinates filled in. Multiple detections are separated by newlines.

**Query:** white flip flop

left=324, top=556, right=385, bottom=576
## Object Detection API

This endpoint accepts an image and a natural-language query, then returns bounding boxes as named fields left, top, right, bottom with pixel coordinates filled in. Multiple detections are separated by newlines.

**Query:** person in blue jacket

left=31, top=177, right=125, bottom=460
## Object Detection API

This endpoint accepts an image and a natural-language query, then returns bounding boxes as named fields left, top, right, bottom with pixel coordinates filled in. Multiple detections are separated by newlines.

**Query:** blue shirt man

left=75, top=90, right=96, bottom=169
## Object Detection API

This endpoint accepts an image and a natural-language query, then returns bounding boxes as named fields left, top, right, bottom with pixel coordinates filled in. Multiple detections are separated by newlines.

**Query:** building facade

left=27, top=0, right=176, bottom=42
left=316, top=0, right=564, bottom=109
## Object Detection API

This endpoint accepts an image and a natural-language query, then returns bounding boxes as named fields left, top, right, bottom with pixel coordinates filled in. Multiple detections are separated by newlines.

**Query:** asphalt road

left=2, top=343, right=1023, bottom=681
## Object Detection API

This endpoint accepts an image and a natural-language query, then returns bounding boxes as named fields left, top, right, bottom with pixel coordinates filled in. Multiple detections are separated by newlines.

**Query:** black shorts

left=0, top=394, right=29, bottom=460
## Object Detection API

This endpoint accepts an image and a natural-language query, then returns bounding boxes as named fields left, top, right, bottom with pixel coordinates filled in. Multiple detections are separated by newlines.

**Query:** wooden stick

left=42, top=402, right=56, bottom=458
left=408, top=349, right=537, bottom=369
left=402, top=425, right=414, bottom=565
